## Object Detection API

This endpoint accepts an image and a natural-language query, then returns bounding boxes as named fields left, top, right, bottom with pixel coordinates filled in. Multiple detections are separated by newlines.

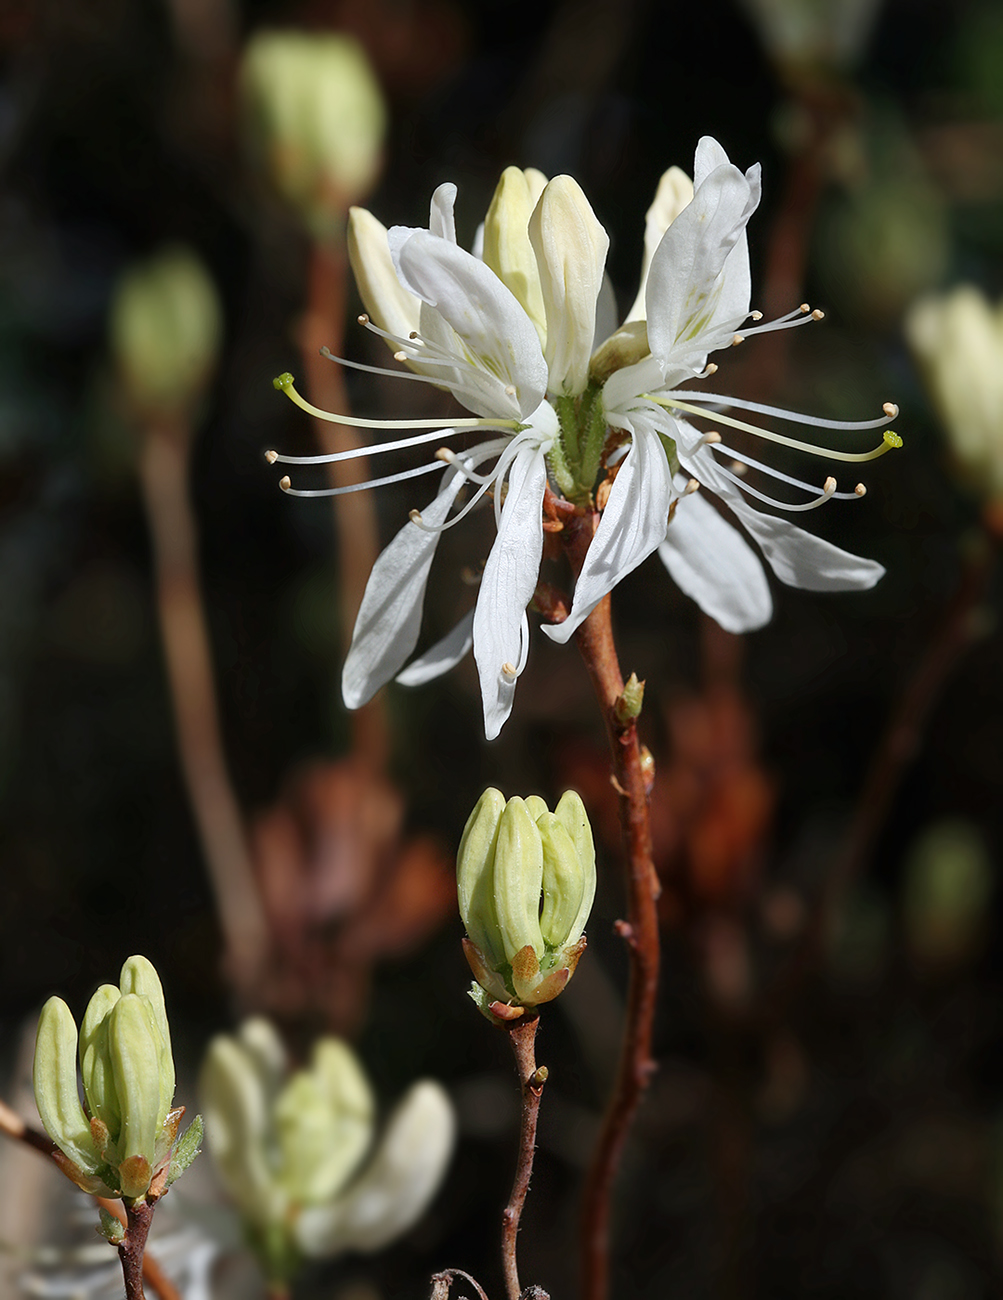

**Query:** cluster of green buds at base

left=33, top=956, right=200, bottom=1203
left=200, top=1019, right=455, bottom=1287
left=458, top=789, right=597, bottom=1020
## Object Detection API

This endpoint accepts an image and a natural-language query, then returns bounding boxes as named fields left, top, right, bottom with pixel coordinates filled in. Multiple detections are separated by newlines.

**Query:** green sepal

left=167, top=1113, right=203, bottom=1186
left=97, top=1206, right=126, bottom=1245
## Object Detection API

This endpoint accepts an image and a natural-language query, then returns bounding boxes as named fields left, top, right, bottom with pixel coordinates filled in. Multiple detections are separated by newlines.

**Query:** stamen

left=265, top=449, right=279, bottom=464
left=319, top=345, right=429, bottom=383
left=750, top=311, right=763, bottom=321
left=685, top=479, right=700, bottom=494
left=278, top=459, right=445, bottom=498
left=651, top=392, right=903, bottom=462
left=272, top=373, right=519, bottom=433
left=714, top=462, right=840, bottom=512
left=696, top=430, right=722, bottom=450
left=663, top=390, right=897, bottom=432
left=501, top=662, right=518, bottom=681
left=855, top=483, right=867, bottom=497
left=709, top=440, right=866, bottom=501
left=269, top=424, right=472, bottom=466
left=732, top=334, right=744, bottom=346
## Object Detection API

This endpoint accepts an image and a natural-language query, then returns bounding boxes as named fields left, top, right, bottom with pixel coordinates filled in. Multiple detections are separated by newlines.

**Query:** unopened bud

left=457, top=788, right=596, bottom=1016
left=482, top=166, right=549, bottom=343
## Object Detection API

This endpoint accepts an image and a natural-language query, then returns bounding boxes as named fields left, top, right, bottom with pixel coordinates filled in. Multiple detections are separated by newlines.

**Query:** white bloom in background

left=200, top=1019, right=454, bottom=1281
left=270, top=138, right=898, bottom=738
left=906, top=285, right=1003, bottom=504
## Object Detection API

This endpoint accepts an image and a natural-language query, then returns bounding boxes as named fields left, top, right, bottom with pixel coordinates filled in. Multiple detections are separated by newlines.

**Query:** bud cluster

left=33, top=956, right=196, bottom=1202
left=200, top=1019, right=454, bottom=1283
left=457, top=789, right=596, bottom=1019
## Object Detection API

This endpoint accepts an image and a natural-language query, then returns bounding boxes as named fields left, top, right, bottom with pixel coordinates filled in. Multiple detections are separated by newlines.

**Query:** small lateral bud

left=614, top=672, right=645, bottom=726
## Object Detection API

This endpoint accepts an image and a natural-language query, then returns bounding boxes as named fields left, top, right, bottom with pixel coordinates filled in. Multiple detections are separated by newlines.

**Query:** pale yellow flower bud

left=347, top=205, right=422, bottom=344
left=528, top=176, right=610, bottom=396
left=240, top=31, right=386, bottom=235
left=110, top=245, right=222, bottom=416
left=906, top=286, right=1003, bottom=503
left=482, top=166, right=549, bottom=343
left=625, top=166, right=695, bottom=323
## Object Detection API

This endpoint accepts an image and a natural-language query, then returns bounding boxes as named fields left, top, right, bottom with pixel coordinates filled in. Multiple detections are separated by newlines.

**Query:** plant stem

left=501, top=1014, right=547, bottom=1300
left=559, top=514, right=660, bottom=1300
left=98, top=1198, right=183, bottom=1300
left=138, top=422, right=270, bottom=1000
left=119, top=1198, right=157, bottom=1300
left=302, top=239, right=387, bottom=768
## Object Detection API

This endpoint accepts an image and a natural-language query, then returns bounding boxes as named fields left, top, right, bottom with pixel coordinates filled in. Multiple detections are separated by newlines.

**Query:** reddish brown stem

left=501, top=1014, right=547, bottom=1300
left=138, top=423, right=270, bottom=1000
left=560, top=515, right=660, bottom=1300
left=301, top=240, right=387, bottom=768
left=119, top=1198, right=157, bottom=1300
left=98, top=1198, right=183, bottom=1300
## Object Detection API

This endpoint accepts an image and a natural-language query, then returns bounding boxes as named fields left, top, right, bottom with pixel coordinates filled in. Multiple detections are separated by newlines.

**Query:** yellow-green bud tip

left=273, top=372, right=295, bottom=392
left=884, top=430, right=903, bottom=449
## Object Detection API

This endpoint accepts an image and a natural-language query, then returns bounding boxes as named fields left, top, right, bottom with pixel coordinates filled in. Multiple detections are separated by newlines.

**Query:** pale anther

left=265, top=449, right=278, bottom=464
left=685, top=479, right=700, bottom=494
left=883, top=402, right=899, bottom=418
left=279, top=476, right=292, bottom=491
left=823, top=476, right=837, bottom=494
left=811, top=309, right=825, bottom=321
left=394, top=350, right=408, bottom=362
left=500, top=662, right=518, bottom=681
left=358, top=313, right=370, bottom=324
left=505, top=384, right=516, bottom=396
left=732, top=334, right=744, bottom=346
left=750, top=311, right=764, bottom=321
left=855, top=483, right=867, bottom=497
left=799, top=304, right=811, bottom=313
left=730, top=460, right=748, bottom=476
left=409, top=508, right=423, bottom=524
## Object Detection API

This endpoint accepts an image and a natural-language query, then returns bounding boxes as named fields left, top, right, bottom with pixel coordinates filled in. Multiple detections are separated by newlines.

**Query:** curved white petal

left=473, top=445, right=548, bottom=739
left=544, top=413, right=676, bottom=643
left=645, top=151, right=759, bottom=376
left=391, top=231, right=548, bottom=419
left=342, top=470, right=464, bottom=708
left=294, top=1081, right=456, bottom=1258
left=625, top=165, right=695, bottom=323
left=658, top=484, right=773, bottom=632
left=396, top=608, right=474, bottom=685
left=429, top=182, right=457, bottom=243
left=680, top=442, right=885, bottom=592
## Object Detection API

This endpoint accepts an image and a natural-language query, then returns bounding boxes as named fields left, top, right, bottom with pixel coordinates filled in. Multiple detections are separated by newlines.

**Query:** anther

left=685, top=479, right=700, bottom=494
left=823, top=476, right=837, bottom=495
left=730, top=460, right=748, bottom=476
left=504, top=384, right=516, bottom=396
left=435, top=447, right=454, bottom=463
left=265, top=449, right=279, bottom=464
left=698, top=430, right=722, bottom=449
left=394, top=350, right=408, bottom=362
left=358, top=314, right=370, bottom=324
left=811, top=309, right=825, bottom=321
left=883, top=402, right=899, bottom=418
left=799, top=303, right=811, bottom=314
left=854, top=483, right=867, bottom=497
left=408, top=331, right=420, bottom=340
left=279, top=476, right=292, bottom=491
left=704, top=362, right=718, bottom=376
left=732, top=334, right=744, bottom=346
left=750, top=311, right=764, bottom=321
left=500, top=662, right=518, bottom=681
left=409, top=509, right=423, bottom=524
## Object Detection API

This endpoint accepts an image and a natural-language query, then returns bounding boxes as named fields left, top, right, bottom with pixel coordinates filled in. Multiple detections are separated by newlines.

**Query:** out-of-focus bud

left=906, top=285, right=1003, bottom=507
left=902, top=819, right=993, bottom=973
left=457, top=789, right=596, bottom=1019
left=528, top=177, right=610, bottom=397
left=240, top=30, right=386, bottom=238
left=33, top=956, right=193, bottom=1203
left=482, top=166, right=550, bottom=344
left=736, top=0, right=883, bottom=75
left=110, top=246, right=223, bottom=419
left=347, top=206, right=422, bottom=345
left=200, top=1019, right=454, bottom=1287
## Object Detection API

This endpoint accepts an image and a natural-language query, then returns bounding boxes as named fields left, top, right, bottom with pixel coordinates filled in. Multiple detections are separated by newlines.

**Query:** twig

left=301, top=239, right=387, bottom=768
left=0, top=1102, right=180, bottom=1300
left=430, top=1268, right=492, bottom=1300
left=119, top=1197, right=156, bottom=1300
left=501, top=1014, right=547, bottom=1300
left=138, top=422, right=270, bottom=1000
left=558, top=514, right=660, bottom=1300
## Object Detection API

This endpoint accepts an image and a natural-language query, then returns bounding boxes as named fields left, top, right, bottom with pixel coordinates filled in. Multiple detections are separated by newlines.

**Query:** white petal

left=342, top=471, right=464, bottom=708
left=396, top=608, right=474, bottom=685
left=473, top=445, right=548, bottom=739
left=392, top=231, right=548, bottom=419
left=645, top=156, right=759, bottom=372
left=429, top=182, right=457, bottom=243
left=544, top=414, right=675, bottom=644
left=693, top=135, right=732, bottom=187
left=294, top=1081, right=455, bottom=1258
left=680, top=443, right=885, bottom=592
left=658, top=485, right=773, bottom=632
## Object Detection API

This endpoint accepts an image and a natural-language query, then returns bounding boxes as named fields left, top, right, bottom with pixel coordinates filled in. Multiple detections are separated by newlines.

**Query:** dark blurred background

left=4, top=0, right=1003, bottom=1296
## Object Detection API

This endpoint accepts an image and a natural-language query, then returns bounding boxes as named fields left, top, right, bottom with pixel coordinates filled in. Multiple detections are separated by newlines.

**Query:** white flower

left=270, top=140, right=898, bottom=738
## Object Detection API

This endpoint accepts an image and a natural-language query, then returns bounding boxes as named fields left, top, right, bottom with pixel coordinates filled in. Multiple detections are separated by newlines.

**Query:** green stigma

left=273, top=372, right=295, bottom=392
left=883, top=430, right=904, bottom=449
